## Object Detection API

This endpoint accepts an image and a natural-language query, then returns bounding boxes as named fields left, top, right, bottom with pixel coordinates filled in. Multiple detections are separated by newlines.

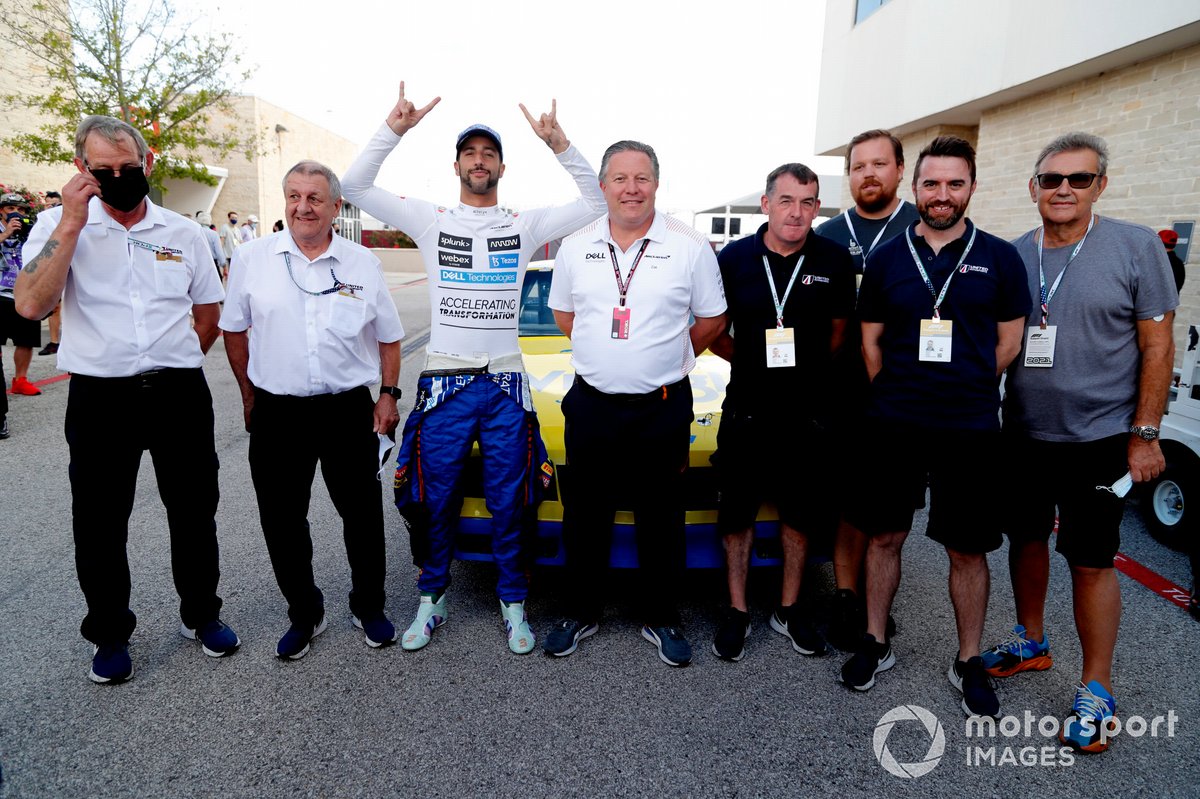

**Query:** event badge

left=1024, top=325, right=1057, bottom=368
left=765, top=327, right=795, bottom=368
left=918, top=318, right=952, bottom=362
left=0, top=269, right=15, bottom=290
left=155, top=250, right=182, bottom=263
left=611, top=306, right=631, bottom=340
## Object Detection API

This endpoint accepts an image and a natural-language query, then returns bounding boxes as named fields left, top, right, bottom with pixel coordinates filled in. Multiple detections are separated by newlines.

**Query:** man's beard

left=461, top=170, right=500, bottom=195
left=918, top=199, right=967, bottom=230
left=854, top=181, right=897, bottom=215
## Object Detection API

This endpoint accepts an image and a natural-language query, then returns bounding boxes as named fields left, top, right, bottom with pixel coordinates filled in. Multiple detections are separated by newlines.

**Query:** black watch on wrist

left=379, top=385, right=403, bottom=399
left=1129, top=424, right=1160, bottom=442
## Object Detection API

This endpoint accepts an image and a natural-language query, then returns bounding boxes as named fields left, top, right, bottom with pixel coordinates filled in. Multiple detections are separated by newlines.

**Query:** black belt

left=71, top=367, right=196, bottom=388
left=572, top=374, right=685, bottom=403
left=254, top=385, right=369, bottom=403
left=420, top=365, right=490, bottom=379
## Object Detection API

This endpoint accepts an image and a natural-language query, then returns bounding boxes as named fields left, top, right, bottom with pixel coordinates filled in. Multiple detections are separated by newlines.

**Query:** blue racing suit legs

left=408, top=377, right=533, bottom=603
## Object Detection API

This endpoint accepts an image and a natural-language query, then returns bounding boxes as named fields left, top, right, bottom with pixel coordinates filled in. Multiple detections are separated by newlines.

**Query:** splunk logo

left=873, top=705, right=945, bottom=778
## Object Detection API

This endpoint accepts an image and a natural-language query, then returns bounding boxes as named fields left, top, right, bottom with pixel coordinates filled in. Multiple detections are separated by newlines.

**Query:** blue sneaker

left=949, top=656, right=1000, bottom=717
left=1061, top=681, right=1118, bottom=753
left=982, top=624, right=1052, bottom=678
left=641, top=625, right=692, bottom=667
left=542, top=618, right=599, bottom=657
left=352, top=612, right=397, bottom=648
left=89, top=643, right=133, bottom=684
left=180, top=619, right=241, bottom=658
left=276, top=614, right=328, bottom=660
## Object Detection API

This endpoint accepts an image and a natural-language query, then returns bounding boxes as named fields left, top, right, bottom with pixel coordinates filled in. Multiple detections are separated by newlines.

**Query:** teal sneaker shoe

left=501, top=600, right=536, bottom=654
left=401, top=593, right=446, bottom=651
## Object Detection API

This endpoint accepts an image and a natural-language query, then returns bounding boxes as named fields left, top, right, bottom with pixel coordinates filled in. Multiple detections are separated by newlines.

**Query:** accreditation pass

left=918, top=318, right=952, bottom=363
left=765, top=327, right=795, bottom=368
left=1023, top=325, right=1057, bottom=367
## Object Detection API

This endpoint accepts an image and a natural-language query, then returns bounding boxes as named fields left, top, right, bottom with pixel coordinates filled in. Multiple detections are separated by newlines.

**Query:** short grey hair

left=1034, top=132, right=1109, bottom=176
left=283, top=160, right=342, bottom=201
left=75, top=115, right=150, bottom=162
left=599, top=140, right=660, bottom=182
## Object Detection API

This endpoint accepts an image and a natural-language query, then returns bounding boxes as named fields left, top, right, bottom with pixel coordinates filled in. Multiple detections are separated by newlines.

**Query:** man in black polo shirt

left=709, top=163, right=856, bottom=661
left=840, top=137, right=1030, bottom=718
left=817, top=129, right=921, bottom=651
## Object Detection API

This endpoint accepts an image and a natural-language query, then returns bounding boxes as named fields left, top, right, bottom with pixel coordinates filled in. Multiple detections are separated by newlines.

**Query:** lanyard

left=284, top=251, right=362, bottom=296
left=607, top=239, right=650, bottom=307
left=844, top=199, right=907, bottom=263
left=127, top=237, right=181, bottom=257
left=904, top=224, right=977, bottom=321
left=761, top=254, right=805, bottom=329
left=1035, top=214, right=1095, bottom=328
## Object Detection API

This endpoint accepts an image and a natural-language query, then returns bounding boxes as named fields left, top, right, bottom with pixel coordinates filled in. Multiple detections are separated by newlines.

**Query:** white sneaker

left=401, top=593, right=446, bottom=651
left=501, top=600, right=536, bottom=654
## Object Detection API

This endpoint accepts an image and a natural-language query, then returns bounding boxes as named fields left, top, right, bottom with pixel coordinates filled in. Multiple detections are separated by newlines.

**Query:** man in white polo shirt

left=16, top=115, right=239, bottom=684
left=543, top=140, right=727, bottom=667
left=221, top=160, right=405, bottom=660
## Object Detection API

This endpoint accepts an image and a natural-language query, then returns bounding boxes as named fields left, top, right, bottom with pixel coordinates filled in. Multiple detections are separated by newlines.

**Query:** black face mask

left=90, top=166, right=150, bottom=213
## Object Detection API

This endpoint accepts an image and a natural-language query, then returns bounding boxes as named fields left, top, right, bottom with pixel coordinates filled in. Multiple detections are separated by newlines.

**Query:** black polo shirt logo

left=801, top=274, right=830, bottom=285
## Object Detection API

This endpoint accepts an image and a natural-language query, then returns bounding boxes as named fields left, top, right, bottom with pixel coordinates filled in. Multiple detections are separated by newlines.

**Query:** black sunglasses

left=1034, top=172, right=1099, bottom=190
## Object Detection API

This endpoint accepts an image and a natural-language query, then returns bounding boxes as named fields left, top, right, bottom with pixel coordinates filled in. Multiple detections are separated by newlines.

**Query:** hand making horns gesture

left=386, top=81, right=442, bottom=137
left=520, top=99, right=570, bottom=155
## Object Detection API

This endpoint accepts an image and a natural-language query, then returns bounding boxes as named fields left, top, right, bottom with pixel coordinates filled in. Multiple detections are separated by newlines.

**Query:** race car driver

left=341, top=82, right=605, bottom=655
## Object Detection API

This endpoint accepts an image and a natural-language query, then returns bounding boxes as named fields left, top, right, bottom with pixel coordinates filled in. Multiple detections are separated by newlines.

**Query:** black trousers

left=65, top=368, right=223, bottom=645
left=560, top=376, right=692, bottom=626
left=248, top=386, right=385, bottom=627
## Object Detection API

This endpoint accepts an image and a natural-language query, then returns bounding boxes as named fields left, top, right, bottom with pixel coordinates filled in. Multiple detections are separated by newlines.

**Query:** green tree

left=1, top=0, right=256, bottom=190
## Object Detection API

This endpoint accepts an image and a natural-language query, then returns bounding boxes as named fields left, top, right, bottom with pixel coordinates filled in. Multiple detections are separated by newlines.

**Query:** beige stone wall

left=204, top=95, right=359, bottom=238
left=971, top=42, right=1200, bottom=361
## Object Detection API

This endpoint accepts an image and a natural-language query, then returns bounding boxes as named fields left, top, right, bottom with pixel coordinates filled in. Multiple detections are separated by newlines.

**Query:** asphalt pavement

left=1, top=273, right=1198, bottom=798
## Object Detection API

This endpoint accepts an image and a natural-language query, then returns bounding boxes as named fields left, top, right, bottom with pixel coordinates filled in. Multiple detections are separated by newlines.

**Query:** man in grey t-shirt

left=987, top=132, right=1177, bottom=754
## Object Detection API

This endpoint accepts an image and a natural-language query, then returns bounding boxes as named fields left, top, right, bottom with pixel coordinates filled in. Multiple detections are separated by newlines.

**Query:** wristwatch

left=379, top=385, right=403, bottom=399
left=1129, top=425, right=1160, bottom=442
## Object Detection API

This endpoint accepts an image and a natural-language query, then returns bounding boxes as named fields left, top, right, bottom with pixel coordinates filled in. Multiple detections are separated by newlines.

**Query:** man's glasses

left=85, top=162, right=144, bottom=180
left=1034, top=172, right=1100, bottom=190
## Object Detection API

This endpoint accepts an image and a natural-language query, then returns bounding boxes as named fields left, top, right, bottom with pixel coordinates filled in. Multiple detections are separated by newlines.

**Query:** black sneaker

left=543, top=618, right=598, bottom=657
left=38, top=342, right=59, bottom=356
left=949, top=656, right=1000, bottom=717
left=0, top=419, right=8, bottom=440
left=712, top=608, right=751, bottom=661
left=828, top=588, right=865, bottom=651
left=89, top=643, right=133, bottom=684
left=641, top=625, right=692, bottom=666
left=770, top=604, right=826, bottom=656
left=840, top=634, right=895, bottom=691
left=276, top=613, right=328, bottom=660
